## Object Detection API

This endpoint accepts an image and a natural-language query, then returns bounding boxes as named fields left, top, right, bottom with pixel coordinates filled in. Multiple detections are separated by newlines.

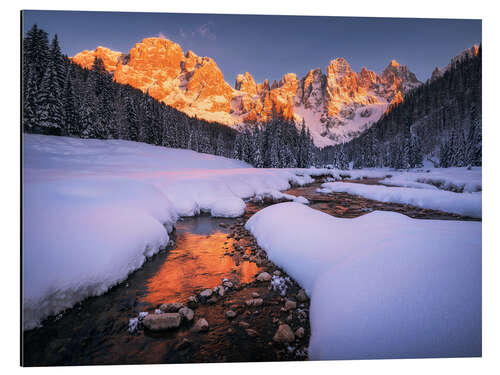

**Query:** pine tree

left=466, top=104, right=482, bottom=166
left=61, top=71, right=77, bottom=136
left=23, top=66, right=38, bottom=132
left=50, top=34, right=67, bottom=90
left=440, top=140, right=450, bottom=168
left=232, top=132, right=243, bottom=160
left=35, top=57, right=64, bottom=134
left=78, top=90, right=96, bottom=139
left=23, top=24, right=50, bottom=86
left=215, top=133, right=225, bottom=156
left=125, top=95, right=139, bottom=141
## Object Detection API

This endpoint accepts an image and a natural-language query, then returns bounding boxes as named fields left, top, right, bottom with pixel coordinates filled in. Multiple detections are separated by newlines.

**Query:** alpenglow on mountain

left=72, top=37, right=422, bottom=147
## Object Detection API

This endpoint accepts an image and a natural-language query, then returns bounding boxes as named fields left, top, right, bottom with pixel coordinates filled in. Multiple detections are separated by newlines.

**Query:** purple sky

left=22, top=10, right=481, bottom=85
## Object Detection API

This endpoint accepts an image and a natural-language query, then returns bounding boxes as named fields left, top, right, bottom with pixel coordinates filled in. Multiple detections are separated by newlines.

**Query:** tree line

left=232, top=120, right=316, bottom=168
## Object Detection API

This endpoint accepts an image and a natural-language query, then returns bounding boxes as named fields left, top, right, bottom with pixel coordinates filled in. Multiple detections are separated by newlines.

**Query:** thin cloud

left=179, top=22, right=216, bottom=41
left=198, top=23, right=216, bottom=40
left=179, top=28, right=194, bottom=39
left=157, top=32, right=168, bottom=39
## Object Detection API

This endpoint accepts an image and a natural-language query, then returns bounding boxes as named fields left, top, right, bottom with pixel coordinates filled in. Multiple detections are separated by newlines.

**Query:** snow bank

left=380, top=167, right=482, bottom=193
left=22, top=134, right=309, bottom=329
left=211, top=197, right=246, bottom=217
left=318, top=182, right=482, bottom=218
left=245, top=203, right=481, bottom=359
left=310, top=166, right=482, bottom=193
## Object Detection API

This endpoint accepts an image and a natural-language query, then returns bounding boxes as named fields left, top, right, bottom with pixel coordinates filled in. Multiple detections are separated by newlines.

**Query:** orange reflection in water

left=140, top=230, right=260, bottom=306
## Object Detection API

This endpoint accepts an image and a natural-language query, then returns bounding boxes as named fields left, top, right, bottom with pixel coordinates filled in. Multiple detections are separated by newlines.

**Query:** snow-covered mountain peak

left=73, top=39, right=425, bottom=147
left=72, top=46, right=123, bottom=72
left=235, top=72, right=258, bottom=96
left=327, top=57, right=354, bottom=77
left=389, top=59, right=400, bottom=67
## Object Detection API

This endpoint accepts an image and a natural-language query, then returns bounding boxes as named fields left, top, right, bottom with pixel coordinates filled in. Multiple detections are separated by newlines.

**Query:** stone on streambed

left=191, top=318, right=209, bottom=333
left=238, top=321, right=250, bottom=328
left=284, top=300, right=297, bottom=311
left=256, top=272, right=272, bottom=282
left=223, top=281, right=234, bottom=288
left=225, top=310, right=237, bottom=319
left=143, top=313, right=181, bottom=331
left=245, top=298, right=263, bottom=307
left=178, top=306, right=194, bottom=322
left=296, top=289, right=308, bottom=302
left=187, top=295, right=198, bottom=308
left=295, top=327, right=305, bottom=338
left=200, top=289, right=213, bottom=298
left=159, top=302, right=184, bottom=313
left=273, top=324, right=295, bottom=343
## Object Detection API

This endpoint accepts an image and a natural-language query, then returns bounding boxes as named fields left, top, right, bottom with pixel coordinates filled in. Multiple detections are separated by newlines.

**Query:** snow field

left=245, top=202, right=481, bottom=359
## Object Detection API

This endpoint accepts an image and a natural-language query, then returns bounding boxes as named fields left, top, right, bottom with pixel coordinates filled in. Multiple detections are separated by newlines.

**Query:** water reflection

left=140, top=216, right=260, bottom=306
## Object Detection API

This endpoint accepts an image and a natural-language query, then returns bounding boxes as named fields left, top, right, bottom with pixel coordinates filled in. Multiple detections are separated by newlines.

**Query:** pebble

left=256, top=272, right=272, bottom=282
left=223, top=281, right=234, bottom=288
left=296, top=289, right=308, bottom=302
left=143, top=313, right=181, bottom=331
left=187, top=295, right=198, bottom=308
left=295, top=327, right=305, bottom=338
left=191, top=318, right=209, bottom=333
left=285, top=300, right=297, bottom=311
left=245, top=298, right=263, bottom=307
left=273, top=324, right=295, bottom=343
left=273, top=270, right=281, bottom=276
left=159, top=302, right=184, bottom=313
left=225, top=310, right=237, bottom=319
left=178, top=306, right=194, bottom=322
left=297, top=309, right=308, bottom=319
left=252, top=292, right=260, bottom=298
left=200, top=289, right=213, bottom=298
left=238, top=321, right=250, bottom=328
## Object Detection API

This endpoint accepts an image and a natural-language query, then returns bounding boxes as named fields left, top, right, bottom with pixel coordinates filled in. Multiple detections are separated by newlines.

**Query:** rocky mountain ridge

left=429, top=45, right=479, bottom=83
left=73, top=37, right=424, bottom=146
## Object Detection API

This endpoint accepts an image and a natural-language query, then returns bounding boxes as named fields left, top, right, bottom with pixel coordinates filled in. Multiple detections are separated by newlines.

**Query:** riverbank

left=23, top=175, right=480, bottom=365
left=23, top=212, right=311, bottom=365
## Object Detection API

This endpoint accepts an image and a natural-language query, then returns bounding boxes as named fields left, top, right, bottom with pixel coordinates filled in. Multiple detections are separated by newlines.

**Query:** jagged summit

left=231, top=57, right=422, bottom=145
left=73, top=37, right=236, bottom=125
left=72, top=38, right=433, bottom=146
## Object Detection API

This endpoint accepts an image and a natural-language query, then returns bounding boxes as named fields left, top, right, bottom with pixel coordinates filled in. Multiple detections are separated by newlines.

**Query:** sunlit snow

left=246, top=202, right=481, bottom=359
